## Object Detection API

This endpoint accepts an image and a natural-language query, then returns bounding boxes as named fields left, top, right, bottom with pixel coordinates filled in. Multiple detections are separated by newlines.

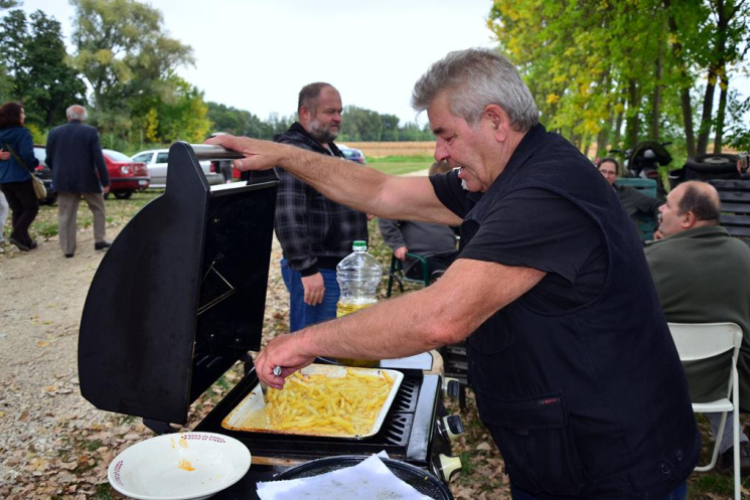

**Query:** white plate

left=108, top=432, right=250, bottom=500
left=222, top=364, right=404, bottom=439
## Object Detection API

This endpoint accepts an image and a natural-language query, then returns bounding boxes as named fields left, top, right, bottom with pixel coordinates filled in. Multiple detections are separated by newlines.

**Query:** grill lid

left=78, top=142, right=278, bottom=425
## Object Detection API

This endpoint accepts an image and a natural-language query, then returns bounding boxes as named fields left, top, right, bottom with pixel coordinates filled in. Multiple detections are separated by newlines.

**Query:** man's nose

left=434, top=139, right=449, bottom=162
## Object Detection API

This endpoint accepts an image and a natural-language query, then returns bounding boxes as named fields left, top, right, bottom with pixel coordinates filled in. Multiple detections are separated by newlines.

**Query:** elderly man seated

left=645, top=180, right=750, bottom=474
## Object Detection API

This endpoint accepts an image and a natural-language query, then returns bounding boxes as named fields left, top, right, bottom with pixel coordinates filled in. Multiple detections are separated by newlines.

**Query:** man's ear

left=298, top=106, right=310, bottom=124
left=483, top=104, right=509, bottom=142
left=682, top=211, right=696, bottom=228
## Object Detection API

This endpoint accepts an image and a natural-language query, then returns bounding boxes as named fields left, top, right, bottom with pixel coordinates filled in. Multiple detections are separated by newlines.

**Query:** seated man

left=598, top=157, right=662, bottom=221
left=645, top=180, right=750, bottom=473
left=378, top=160, right=458, bottom=281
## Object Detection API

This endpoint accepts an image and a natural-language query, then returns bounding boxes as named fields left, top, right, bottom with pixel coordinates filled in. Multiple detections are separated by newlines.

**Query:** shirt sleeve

left=633, top=189, right=662, bottom=216
left=378, top=218, right=406, bottom=250
left=459, top=187, right=603, bottom=286
left=274, top=167, right=318, bottom=275
left=429, top=169, right=467, bottom=218
left=18, top=129, right=39, bottom=170
left=91, top=132, right=109, bottom=187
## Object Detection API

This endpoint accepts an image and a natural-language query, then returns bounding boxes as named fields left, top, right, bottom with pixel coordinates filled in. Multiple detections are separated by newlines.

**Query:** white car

left=131, top=149, right=224, bottom=188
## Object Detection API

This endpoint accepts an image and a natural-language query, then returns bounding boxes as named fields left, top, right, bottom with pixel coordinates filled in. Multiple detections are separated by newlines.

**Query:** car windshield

left=103, top=149, right=131, bottom=162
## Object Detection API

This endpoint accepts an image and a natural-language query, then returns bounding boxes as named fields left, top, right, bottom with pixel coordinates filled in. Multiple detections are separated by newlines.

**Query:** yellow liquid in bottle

left=335, top=300, right=378, bottom=367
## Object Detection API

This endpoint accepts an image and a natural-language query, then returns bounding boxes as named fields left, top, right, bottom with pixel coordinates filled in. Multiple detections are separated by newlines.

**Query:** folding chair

left=386, top=252, right=430, bottom=298
left=668, top=322, right=743, bottom=500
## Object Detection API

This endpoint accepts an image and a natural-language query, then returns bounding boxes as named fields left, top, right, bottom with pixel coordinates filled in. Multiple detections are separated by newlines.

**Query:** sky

left=24, top=0, right=499, bottom=126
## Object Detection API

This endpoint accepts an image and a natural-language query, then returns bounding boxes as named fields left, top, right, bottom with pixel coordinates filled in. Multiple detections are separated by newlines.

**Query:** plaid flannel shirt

left=274, top=122, right=368, bottom=276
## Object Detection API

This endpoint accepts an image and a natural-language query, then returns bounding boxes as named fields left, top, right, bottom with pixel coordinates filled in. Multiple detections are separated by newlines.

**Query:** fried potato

left=262, top=368, right=394, bottom=437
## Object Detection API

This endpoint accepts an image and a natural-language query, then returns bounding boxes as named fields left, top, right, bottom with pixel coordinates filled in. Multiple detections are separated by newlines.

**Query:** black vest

left=462, top=125, right=700, bottom=499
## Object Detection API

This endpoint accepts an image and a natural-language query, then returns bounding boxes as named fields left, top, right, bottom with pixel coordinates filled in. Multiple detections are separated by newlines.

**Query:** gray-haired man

left=46, top=105, right=110, bottom=258
left=209, top=49, right=698, bottom=498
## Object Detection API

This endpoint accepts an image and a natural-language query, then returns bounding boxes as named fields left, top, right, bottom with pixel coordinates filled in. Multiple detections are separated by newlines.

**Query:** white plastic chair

left=668, top=322, right=743, bottom=500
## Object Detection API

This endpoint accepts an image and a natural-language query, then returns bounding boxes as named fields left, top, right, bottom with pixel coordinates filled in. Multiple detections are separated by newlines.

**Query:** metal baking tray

left=221, top=364, right=404, bottom=439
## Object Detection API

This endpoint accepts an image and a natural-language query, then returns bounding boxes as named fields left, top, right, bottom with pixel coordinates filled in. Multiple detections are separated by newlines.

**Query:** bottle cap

left=352, top=240, right=367, bottom=250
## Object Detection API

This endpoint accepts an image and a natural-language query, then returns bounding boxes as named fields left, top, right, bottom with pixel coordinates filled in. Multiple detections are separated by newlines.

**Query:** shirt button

left=676, top=450, right=683, bottom=461
left=660, top=462, right=672, bottom=475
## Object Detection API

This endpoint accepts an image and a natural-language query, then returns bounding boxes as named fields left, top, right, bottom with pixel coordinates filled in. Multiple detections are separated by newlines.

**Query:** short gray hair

left=66, top=105, right=87, bottom=121
left=411, top=48, right=539, bottom=131
left=298, top=82, right=334, bottom=116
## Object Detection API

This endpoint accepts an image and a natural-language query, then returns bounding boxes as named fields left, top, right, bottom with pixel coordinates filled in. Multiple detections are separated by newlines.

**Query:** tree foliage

left=0, top=7, right=86, bottom=127
left=489, top=0, right=750, bottom=155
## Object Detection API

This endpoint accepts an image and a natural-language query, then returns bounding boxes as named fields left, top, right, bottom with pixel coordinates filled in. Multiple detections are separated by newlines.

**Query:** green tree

left=0, top=8, right=87, bottom=127
left=68, top=0, right=193, bottom=133
left=488, top=0, right=750, bottom=157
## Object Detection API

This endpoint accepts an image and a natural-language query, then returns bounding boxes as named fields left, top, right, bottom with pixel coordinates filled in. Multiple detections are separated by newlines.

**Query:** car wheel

left=114, top=191, right=133, bottom=200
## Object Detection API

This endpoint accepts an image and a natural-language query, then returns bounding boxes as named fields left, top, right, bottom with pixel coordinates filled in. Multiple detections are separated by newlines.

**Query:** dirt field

left=344, top=141, right=435, bottom=158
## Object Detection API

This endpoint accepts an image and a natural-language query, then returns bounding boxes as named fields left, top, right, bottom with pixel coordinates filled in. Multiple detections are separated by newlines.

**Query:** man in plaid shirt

left=274, top=82, right=368, bottom=332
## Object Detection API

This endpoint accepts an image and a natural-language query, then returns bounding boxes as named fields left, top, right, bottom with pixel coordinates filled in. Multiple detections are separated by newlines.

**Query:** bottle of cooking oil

left=335, top=240, right=383, bottom=367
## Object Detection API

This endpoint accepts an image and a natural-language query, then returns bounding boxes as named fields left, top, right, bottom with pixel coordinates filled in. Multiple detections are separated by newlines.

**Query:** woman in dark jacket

left=0, top=102, right=39, bottom=251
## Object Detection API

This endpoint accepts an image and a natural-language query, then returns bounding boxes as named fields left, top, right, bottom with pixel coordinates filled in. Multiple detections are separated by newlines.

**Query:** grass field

left=367, top=154, right=435, bottom=176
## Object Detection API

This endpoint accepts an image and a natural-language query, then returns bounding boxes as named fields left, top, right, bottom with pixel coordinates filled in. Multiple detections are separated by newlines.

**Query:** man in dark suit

left=46, top=105, right=111, bottom=258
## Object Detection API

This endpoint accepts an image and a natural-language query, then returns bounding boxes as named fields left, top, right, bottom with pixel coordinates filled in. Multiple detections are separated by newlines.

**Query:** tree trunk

left=626, top=79, right=640, bottom=148
left=614, top=103, right=624, bottom=148
left=698, top=0, right=731, bottom=154
left=696, top=69, right=717, bottom=155
left=650, top=42, right=664, bottom=140
left=714, top=71, right=729, bottom=153
left=665, top=0, right=695, bottom=156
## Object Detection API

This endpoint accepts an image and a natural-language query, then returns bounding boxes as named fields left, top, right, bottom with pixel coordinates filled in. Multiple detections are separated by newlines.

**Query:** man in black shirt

left=209, top=49, right=699, bottom=499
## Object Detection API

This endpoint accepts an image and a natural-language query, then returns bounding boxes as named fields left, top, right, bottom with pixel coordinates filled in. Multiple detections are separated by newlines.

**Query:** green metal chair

left=386, top=252, right=430, bottom=297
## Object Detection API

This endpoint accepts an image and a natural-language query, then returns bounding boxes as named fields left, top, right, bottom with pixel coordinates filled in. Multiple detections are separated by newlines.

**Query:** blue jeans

left=510, top=482, right=687, bottom=500
left=281, top=259, right=339, bottom=332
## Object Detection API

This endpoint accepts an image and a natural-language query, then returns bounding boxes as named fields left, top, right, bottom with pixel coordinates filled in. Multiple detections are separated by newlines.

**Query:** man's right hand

left=394, top=246, right=409, bottom=261
left=301, top=272, right=326, bottom=306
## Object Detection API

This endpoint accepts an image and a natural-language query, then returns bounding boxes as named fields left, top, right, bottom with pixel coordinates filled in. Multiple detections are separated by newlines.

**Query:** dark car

left=103, top=149, right=150, bottom=199
left=32, top=145, right=57, bottom=205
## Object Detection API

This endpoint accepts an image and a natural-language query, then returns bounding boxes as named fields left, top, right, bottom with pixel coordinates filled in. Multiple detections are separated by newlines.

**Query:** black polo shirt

left=431, top=174, right=607, bottom=313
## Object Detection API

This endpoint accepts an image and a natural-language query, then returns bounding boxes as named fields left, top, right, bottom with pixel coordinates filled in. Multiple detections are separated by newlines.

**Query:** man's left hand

left=0, top=149, right=9, bottom=161
left=102, top=185, right=110, bottom=195
left=255, top=333, right=316, bottom=389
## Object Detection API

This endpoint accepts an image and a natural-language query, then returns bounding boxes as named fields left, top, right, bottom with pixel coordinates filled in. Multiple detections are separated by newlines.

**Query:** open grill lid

left=78, top=142, right=278, bottom=425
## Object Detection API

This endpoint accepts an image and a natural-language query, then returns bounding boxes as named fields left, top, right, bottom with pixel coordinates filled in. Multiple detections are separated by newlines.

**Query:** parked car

left=131, top=148, right=224, bottom=188
left=32, top=146, right=150, bottom=202
left=102, top=149, right=150, bottom=199
left=338, top=144, right=366, bottom=164
left=32, top=145, right=57, bottom=205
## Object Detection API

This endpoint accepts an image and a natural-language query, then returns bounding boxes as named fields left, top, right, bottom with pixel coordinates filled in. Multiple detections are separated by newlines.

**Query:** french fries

left=262, top=368, right=395, bottom=437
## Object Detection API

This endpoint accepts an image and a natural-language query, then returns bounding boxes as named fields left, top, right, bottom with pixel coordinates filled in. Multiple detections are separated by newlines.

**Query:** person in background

left=378, top=160, right=458, bottom=281
left=0, top=102, right=39, bottom=252
left=46, top=105, right=110, bottom=258
left=210, top=48, right=698, bottom=499
left=645, top=180, right=750, bottom=474
left=273, top=82, right=368, bottom=332
left=597, top=157, right=662, bottom=221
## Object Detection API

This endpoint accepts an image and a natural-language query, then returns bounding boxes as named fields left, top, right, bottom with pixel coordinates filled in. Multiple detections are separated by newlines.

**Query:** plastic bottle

left=335, top=240, right=383, bottom=368
left=336, top=240, right=383, bottom=317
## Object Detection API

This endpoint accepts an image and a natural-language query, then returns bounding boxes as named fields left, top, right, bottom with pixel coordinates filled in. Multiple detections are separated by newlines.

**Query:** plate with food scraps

left=222, top=364, right=404, bottom=439
left=108, top=432, right=251, bottom=500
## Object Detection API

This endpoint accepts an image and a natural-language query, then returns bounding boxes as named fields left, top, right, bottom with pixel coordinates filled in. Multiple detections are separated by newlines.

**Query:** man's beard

left=308, top=119, right=338, bottom=143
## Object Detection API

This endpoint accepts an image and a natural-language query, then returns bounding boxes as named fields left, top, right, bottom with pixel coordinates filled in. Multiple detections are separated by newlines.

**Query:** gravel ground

left=0, top=220, right=287, bottom=498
